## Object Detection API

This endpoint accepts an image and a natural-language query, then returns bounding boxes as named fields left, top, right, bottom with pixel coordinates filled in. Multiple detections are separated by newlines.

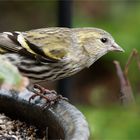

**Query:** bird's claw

left=29, top=84, right=68, bottom=108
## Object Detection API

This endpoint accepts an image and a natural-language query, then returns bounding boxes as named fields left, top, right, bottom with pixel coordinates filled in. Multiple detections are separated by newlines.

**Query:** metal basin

left=0, top=89, right=90, bottom=140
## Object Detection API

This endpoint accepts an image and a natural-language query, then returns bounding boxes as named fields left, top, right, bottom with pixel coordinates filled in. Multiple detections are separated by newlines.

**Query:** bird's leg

left=29, top=84, right=57, bottom=102
left=29, top=84, right=68, bottom=107
left=34, top=84, right=54, bottom=95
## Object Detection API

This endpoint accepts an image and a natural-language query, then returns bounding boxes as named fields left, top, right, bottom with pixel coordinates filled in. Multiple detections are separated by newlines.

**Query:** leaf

left=0, top=55, right=29, bottom=91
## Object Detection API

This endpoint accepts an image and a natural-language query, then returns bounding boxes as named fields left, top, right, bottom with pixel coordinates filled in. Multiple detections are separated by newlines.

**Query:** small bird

left=0, top=27, right=124, bottom=103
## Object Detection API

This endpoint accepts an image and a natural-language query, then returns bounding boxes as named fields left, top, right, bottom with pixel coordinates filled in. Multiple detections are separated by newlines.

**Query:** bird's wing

left=0, top=28, right=74, bottom=63
left=22, top=27, right=73, bottom=62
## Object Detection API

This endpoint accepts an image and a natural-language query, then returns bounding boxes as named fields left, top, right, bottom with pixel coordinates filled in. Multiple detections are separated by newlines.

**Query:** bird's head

left=76, top=28, right=124, bottom=67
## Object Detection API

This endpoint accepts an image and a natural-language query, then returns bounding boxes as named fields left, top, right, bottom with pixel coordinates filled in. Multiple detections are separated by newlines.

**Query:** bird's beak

left=109, top=42, right=125, bottom=52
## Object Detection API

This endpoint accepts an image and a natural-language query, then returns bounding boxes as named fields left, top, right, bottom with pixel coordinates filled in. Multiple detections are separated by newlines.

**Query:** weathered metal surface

left=0, top=89, right=90, bottom=140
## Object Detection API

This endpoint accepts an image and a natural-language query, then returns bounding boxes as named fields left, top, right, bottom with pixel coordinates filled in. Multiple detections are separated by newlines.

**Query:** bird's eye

left=100, top=38, right=108, bottom=43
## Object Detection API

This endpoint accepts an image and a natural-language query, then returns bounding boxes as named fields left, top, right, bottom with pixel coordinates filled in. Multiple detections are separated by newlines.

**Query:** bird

left=0, top=27, right=124, bottom=103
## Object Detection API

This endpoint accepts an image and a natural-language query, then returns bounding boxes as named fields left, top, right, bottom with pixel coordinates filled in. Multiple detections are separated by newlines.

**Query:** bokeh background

left=0, top=0, right=140, bottom=139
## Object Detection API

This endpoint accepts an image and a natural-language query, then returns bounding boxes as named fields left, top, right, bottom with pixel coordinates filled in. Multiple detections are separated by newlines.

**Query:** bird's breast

left=3, top=52, right=86, bottom=83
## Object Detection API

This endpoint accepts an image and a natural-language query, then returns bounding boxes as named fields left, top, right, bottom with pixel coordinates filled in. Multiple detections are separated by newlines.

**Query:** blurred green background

left=0, top=0, right=140, bottom=139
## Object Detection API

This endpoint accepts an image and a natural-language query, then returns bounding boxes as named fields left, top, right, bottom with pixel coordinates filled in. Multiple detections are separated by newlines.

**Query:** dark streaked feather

left=7, top=32, right=21, bottom=46
left=25, top=39, right=59, bottom=63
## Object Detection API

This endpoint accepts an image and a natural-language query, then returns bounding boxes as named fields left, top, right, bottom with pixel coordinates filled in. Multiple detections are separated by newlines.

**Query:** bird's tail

left=0, top=32, right=21, bottom=53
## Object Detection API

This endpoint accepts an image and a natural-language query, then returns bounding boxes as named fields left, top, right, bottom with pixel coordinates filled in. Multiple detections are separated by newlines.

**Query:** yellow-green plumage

left=23, top=28, right=72, bottom=60
left=0, top=27, right=124, bottom=83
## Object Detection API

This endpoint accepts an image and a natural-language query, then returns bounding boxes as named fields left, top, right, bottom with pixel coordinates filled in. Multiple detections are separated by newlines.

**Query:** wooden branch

left=124, top=49, right=140, bottom=76
left=114, top=61, right=135, bottom=106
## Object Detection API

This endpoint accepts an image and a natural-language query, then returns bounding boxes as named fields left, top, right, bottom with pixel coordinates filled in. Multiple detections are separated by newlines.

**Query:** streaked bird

left=0, top=27, right=124, bottom=83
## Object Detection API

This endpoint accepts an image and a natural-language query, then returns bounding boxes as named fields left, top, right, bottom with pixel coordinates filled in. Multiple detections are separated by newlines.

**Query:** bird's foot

left=29, top=84, right=68, bottom=108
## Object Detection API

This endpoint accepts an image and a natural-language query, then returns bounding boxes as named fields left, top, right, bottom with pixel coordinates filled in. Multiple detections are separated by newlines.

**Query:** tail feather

left=0, top=32, right=21, bottom=53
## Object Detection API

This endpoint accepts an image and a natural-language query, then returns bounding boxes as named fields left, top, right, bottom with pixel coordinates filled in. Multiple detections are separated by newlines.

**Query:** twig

left=114, top=49, right=140, bottom=106
left=124, top=49, right=140, bottom=76
left=114, top=61, right=135, bottom=106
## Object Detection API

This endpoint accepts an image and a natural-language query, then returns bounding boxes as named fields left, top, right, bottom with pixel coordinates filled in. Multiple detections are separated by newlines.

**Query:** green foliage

left=0, top=56, right=26, bottom=90
left=78, top=104, right=140, bottom=140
